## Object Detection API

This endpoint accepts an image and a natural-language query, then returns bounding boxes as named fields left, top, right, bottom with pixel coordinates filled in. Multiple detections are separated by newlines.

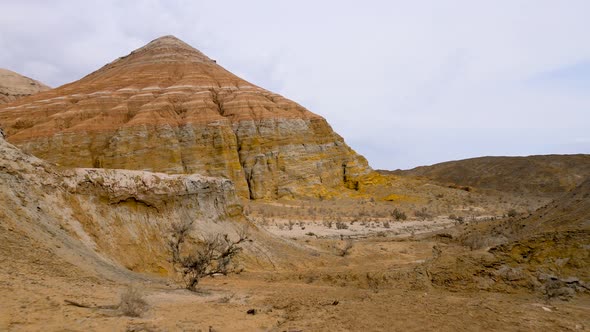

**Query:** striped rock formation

left=0, top=35, right=369, bottom=199
left=0, top=68, right=50, bottom=104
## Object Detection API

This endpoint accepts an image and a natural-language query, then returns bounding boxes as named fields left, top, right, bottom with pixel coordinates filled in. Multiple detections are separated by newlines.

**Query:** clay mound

left=0, top=35, right=369, bottom=199
left=0, top=68, right=50, bottom=104
left=388, top=154, right=590, bottom=197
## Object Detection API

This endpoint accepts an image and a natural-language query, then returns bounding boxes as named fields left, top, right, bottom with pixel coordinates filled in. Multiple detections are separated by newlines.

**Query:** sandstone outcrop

left=0, top=131, right=246, bottom=275
left=0, top=36, right=370, bottom=199
left=0, top=68, right=50, bottom=104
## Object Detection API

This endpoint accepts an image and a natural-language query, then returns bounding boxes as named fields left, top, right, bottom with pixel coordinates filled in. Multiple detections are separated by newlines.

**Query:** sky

left=1, top=0, right=589, bottom=170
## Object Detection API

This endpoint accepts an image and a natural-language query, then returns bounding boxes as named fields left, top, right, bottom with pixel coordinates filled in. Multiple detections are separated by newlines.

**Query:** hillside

left=388, top=154, right=590, bottom=196
left=428, top=178, right=590, bottom=296
left=0, top=68, right=50, bottom=104
left=0, top=35, right=369, bottom=200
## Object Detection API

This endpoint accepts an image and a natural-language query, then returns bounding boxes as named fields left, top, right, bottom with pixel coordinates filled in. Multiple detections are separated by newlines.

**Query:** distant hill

left=386, top=155, right=590, bottom=196
left=0, top=68, right=49, bottom=104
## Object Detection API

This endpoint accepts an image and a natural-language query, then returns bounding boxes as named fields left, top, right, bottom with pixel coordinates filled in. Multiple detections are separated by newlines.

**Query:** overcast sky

left=1, top=1, right=589, bottom=169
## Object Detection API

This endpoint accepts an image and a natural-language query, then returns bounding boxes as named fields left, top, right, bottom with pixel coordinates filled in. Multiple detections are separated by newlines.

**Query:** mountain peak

left=97, top=35, right=215, bottom=74
left=0, top=36, right=370, bottom=200
left=141, top=35, right=197, bottom=52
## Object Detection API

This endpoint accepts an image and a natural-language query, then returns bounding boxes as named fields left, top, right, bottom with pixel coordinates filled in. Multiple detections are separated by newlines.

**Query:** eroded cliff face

left=0, top=132, right=246, bottom=275
left=0, top=36, right=370, bottom=199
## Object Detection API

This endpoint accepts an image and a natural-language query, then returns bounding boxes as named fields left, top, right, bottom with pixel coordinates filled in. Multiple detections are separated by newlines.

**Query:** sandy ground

left=259, top=217, right=455, bottom=239
left=2, top=222, right=589, bottom=332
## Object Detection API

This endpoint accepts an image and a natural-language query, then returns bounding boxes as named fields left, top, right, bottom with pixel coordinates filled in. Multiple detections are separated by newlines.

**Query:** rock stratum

left=0, top=35, right=370, bottom=199
left=0, top=130, right=247, bottom=276
left=0, top=68, right=50, bottom=104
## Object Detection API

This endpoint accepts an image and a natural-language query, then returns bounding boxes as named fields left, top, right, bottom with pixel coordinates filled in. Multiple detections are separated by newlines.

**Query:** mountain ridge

left=387, top=154, right=590, bottom=196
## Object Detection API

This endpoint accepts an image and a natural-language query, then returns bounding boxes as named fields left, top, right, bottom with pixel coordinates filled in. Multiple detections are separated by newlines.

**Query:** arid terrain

left=1, top=36, right=589, bottom=331
left=0, top=68, right=50, bottom=104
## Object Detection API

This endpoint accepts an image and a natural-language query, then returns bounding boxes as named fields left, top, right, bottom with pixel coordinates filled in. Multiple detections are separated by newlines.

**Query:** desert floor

left=2, top=215, right=588, bottom=332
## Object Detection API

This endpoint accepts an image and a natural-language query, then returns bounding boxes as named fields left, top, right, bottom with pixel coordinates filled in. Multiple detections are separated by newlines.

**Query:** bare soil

left=2, top=216, right=588, bottom=332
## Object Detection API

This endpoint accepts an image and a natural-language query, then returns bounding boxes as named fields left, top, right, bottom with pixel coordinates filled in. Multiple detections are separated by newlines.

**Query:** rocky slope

left=0, top=35, right=370, bottom=199
left=389, top=154, right=590, bottom=197
left=0, top=68, right=50, bottom=104
left=427, top=178, right=590, bottom=297
left=0, top=129, right=249, bottom=276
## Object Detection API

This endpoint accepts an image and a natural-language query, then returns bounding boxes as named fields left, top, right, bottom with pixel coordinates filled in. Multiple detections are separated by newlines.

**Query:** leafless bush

left=335, top=221, right=349, bottom=230
left=383, top=221, right=391, bottom=229
left=391, top=208, right=407, bottom=221
left=118, top=286, right=148, bottom=317
left=323, top=220, right=333, bottom=228
left=168, top=220, right=249, bottom=291
left=507, top=208, right=518, bottom=218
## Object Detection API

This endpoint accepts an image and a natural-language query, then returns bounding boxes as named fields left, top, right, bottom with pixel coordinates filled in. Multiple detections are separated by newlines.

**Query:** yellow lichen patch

left=359, top=172, right=391, bottom=186
left=382, top=193, right=419, bottom=203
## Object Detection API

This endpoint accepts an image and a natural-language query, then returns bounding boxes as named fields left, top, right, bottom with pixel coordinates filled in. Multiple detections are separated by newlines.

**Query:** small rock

left=247, top=309, right=256, bottom=315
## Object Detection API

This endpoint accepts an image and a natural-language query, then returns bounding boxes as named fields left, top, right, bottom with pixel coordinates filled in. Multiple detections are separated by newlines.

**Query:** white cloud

left=1, top=0, right=588, bottom=169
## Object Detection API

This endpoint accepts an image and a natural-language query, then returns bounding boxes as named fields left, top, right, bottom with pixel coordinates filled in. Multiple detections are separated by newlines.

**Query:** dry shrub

left=168, top=220, right=249, bottom=291
left=335, top=221, right=349, bottom=230
left=119, top=286, right=148, bottom=317
left=391, top=208, right=407, bottom=221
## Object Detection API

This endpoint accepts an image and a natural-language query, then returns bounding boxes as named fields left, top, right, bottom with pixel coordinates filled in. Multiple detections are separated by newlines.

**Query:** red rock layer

left=0, top=36, right=369, bottom=199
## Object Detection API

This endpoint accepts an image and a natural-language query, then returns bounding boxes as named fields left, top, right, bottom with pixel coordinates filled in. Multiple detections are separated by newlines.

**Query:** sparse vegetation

left=168, top=220, right=249, bottom=291
left=507, top=208, right=518, bottom=218
left=391, top=208, right=407, bottom=221
left=335, top=221, right=349, bottom=230
left=118, top=286, right=148, bottom=317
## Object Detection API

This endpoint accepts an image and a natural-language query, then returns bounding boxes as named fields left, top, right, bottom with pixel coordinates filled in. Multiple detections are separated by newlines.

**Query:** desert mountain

left=389, top=154, right=590, bottom=196
left=0, top=68, right=50, bottom=104
left=0, top=35, right=369, bottom=199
